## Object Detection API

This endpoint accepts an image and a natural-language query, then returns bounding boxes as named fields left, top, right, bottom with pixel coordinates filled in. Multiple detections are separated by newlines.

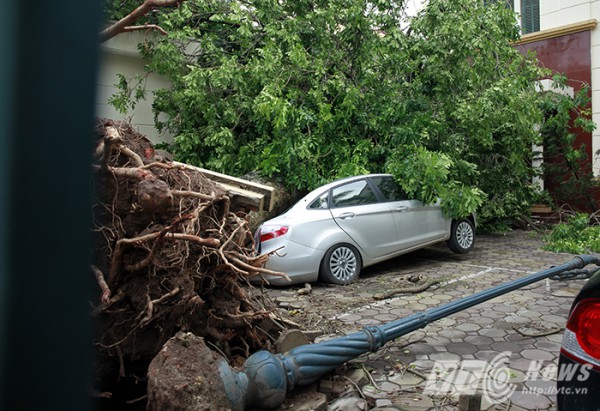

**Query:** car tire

left=447, top=218, right=475, bottom=253
left=320, top=244, right=361, bottom=285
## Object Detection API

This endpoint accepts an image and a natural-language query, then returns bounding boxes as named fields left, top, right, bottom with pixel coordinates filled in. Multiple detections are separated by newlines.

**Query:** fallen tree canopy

left=91, top=119, right=285, bottom=407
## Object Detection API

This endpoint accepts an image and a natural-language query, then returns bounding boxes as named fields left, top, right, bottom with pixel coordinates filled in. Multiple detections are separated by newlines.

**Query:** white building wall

left=97, top=31, right=173, bottom=145
left=540, top=0, right=595, bottom=29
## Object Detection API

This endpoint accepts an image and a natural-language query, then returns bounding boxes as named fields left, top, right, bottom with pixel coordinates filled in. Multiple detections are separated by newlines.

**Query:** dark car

left=557, top=269, right=600, bottom=410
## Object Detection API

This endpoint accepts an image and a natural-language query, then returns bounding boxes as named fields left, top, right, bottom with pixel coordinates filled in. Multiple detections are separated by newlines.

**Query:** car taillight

left=564, top=298, right=600, bottom=361
left=259, top=225, right=289, bottom=242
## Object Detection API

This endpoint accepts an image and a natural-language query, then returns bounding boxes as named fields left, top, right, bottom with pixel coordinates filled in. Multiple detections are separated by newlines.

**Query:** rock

left=275, top=329, right=311, bottom=354
left=147, top=332, right=231, bottom=411
left=298, top=283, right=312, bottom=295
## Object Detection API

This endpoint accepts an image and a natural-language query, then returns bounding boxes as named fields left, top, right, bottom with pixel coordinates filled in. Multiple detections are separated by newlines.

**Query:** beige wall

left=97, top=31, right=173, bottom=145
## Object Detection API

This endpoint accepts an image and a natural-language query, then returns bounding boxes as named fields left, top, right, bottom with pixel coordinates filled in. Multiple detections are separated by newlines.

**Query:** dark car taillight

left=561, top=298, right=600, bottom=367
left=258, top=225, right=289, bottom=242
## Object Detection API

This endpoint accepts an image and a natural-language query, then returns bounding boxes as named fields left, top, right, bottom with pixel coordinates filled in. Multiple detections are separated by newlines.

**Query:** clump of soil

left=91, top=119, right=285, bottom=408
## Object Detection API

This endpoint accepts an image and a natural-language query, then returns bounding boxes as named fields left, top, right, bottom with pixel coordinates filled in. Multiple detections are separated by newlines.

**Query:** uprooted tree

left=91, top=119, right=286, bottom=406
left=103, top=0, right=579, bottom=229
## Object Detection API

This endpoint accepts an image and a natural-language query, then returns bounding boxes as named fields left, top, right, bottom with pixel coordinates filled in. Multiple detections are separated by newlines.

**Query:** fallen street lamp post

left=213, top=255, right=600, bottom=410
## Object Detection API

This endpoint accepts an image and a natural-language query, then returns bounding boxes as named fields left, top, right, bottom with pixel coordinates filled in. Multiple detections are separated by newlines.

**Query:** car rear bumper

left=250, top=240, right=323, bottom=286
left=557, top=353, right=600, bottom=410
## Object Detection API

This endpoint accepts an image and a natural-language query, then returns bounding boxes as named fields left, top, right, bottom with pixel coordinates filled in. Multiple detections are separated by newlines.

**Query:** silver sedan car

left=253, top=174, right=475, bottom=285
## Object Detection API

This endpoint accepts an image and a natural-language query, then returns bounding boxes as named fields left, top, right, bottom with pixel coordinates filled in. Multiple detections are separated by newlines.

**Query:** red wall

left=515, top=31, right=595, bottom=209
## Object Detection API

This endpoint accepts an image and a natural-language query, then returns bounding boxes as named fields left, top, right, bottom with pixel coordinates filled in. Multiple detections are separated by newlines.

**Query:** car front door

left=328, top=178, right=398, bottom=259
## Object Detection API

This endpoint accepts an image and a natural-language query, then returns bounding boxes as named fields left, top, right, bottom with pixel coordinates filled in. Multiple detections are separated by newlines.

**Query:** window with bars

left=521, top=0, right=540, bottom=34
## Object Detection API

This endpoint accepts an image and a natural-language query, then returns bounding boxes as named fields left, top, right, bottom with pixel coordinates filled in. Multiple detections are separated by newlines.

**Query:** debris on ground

left=373, top=275, right=440, bottom=300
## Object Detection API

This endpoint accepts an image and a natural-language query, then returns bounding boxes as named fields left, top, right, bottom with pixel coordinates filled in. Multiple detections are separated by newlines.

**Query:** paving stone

left=479, top=328, right=507, bottom=338
left=516, top=309, right=543, bottom=319
left=542, top=314, right=568, bottom=325
left=424, top=336, right=451, bottom=347
left=464, top=335, right=494, bottom=346
left=510, top=389, right=553, bottom=410
left=405, top=303, right=427, bottom=310
left=502, top=314, right=530, bottom=324
left=388, top=371, right=424, bottom=386
left=490, top=341, right=522, bottom=353
left=552, top=288, right=580, bottom=298
left=504, top=332, right=536, bottom=345
left=409, top=359, right=435, bottom=371
left=520, top=350, right=556, bottom=361
left=334, top=313, right=361, bottom=322
left=374, top=313, right=399, bottom=322
left=446, top=342, right=479, bottom=355
left=534, top=340, right=562, bottom=352
left=475, top=350, right=506, bottom=362
left=472, top=316, right=495, bottom=325
left=491, top=367, right=528, bottom=384
left=329, top=397, right=368, bottom=411
left=436, top=317, right=458, bottom=327
left=283, top=389, right=329, bottom=411
left=545, top=333, right=565, bottom=343
left=362, top=385, right=390, bottom=400
left=455, top=323, right=481, bottom=332
left=375, top=398, right=393, bottom=408
left=428, top=352, right=462, bottom=363
left=390, top=394, right=435, bottom=410
left=388, top=299, right=409, bottom=307
left=438, top=329, right=467, bottom=339
left=404, top=343, right=437, bottom=356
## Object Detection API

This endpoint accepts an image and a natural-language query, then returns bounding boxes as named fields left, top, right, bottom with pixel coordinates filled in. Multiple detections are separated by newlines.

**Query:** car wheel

left=447, top=218, right=475, bottom=253
left=320, top=244, right=361, bottom=285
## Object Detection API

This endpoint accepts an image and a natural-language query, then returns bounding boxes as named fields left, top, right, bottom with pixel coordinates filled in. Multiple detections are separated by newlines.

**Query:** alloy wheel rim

left=330, top=246, right=357, bottom=281
left=456, top=221, right=474, bottom=249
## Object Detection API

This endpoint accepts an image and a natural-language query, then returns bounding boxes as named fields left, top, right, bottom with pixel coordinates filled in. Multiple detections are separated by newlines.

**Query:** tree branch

left=100, top=0, right=186, bottom=43
left=122, top=24, right=169, bottom=36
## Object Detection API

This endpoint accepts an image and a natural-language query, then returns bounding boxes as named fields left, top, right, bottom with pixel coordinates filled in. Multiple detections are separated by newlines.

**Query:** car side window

left=371, top=176, right=409, bottom=202
left=308, top=191, right=329, bottom=209
left=331, top=180, right=378, bottom=208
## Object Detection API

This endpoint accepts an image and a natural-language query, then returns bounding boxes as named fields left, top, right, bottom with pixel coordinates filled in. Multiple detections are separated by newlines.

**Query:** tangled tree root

left=91, top=119, right=286, bottom=407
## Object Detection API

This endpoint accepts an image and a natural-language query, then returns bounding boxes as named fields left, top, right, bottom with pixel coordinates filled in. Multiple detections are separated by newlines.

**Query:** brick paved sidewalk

left=267, top=230, right=596, bottom=410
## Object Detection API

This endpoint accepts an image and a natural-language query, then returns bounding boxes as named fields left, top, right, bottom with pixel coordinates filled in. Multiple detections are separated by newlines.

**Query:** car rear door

left=369, top=176, right=448, bottom=249
left=328, top=178, right=398, bottom=259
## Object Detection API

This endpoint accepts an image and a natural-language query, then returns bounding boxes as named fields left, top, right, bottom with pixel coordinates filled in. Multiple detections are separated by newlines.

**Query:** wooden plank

left=172, top=161, right=274, bottom=211
left=216, top=182, right=264, bottom=212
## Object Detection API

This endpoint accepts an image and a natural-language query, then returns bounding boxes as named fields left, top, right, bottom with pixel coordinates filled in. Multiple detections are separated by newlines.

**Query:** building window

left=521, top=0, right=540, bottom=34
left=484, top=0, right=514, bottom=9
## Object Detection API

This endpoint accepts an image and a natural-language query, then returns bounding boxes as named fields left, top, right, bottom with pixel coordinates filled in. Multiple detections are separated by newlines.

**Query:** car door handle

left=337, top=212, right=355, bottom=219
left=395, top=206, right=410, bottom=212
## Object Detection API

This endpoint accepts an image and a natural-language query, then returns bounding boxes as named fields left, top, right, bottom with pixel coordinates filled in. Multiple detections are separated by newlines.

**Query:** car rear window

left=308, top=191, right=329, bottom=209
left=371, top=176, right=408, bottom=202
left=331, top=180, right=378, bottom=207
